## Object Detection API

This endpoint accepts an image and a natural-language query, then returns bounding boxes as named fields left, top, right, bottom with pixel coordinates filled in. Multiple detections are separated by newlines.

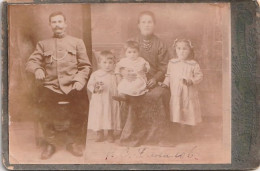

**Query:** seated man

left=26, top=11, right=91, bottom=159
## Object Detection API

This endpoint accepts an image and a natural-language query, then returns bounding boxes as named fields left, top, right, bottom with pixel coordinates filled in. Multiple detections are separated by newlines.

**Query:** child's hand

left=126, top=68, right=137, bottom=82
left=137, top=65, right=147, bottom=75
left=116, top=74, right=122, bottom=84
left=183, top=79, right=193, bottom=86
left=158, top=82, right=168, bottom=88
left=94, top=82, right=104, bottom=93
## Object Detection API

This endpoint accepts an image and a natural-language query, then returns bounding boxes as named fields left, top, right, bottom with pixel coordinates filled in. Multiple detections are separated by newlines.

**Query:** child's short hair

left=172, top=39, right=195, bottom=60
left=98, top=50, right=116, bottom=63
left=124, top=40, right=140, bottom=52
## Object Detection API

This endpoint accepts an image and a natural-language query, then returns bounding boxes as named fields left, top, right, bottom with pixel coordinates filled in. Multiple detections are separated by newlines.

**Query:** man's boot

left=41, top=143, right=55, bottom=160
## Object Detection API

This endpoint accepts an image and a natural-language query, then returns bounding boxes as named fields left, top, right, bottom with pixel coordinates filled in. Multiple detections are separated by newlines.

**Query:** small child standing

left=113, top=40, right=150, bottom=101
left=161, top=39, right=203, bottom=139
left=87, top=51, right=121, bottom=143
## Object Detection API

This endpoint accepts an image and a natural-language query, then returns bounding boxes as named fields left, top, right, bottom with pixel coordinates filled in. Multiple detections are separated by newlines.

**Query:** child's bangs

left=98, top=51, right=116, bottom=63
left=172, top=39, right=194, bottom=49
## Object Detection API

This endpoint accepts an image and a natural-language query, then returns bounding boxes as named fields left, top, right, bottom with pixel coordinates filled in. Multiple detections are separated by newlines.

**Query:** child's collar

left=96, top=69, right=114, bottom=76
left=169, top=58, right=197, bottom=65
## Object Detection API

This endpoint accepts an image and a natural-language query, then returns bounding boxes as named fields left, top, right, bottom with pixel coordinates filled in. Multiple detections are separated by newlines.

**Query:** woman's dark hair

left=49, top=11, right=66, bottom=22
left=172, top=39, right=195, bottom=60
left=138, top=11, right=156, bottom=24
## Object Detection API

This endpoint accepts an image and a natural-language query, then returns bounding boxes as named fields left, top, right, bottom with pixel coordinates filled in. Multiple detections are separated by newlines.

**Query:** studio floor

left=9, top=119, right=230, bottom=164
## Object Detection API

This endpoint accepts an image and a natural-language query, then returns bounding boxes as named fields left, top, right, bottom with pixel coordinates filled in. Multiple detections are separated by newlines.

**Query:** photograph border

left=2, top=0, right=259, bottom=170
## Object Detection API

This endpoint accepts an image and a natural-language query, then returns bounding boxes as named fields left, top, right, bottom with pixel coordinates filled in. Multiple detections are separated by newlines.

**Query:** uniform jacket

left=26, top=34, right=92, bottom=94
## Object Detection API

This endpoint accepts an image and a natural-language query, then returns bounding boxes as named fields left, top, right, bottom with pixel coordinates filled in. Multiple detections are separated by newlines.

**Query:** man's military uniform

left=26, top=34, right=91, bottom=150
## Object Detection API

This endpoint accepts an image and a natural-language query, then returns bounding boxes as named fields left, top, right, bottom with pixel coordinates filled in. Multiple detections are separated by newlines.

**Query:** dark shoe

left=41, top=144, right=55, bottom=160
left=66, top=143, right=83, bottom=157
left=107, top=131, right=114, bottom=143
left=95, top=131, right=104, bottom=142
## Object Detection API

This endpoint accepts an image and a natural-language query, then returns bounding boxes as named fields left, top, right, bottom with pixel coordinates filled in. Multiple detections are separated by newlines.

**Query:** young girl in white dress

left=87, top=51, right=121, bottom=142
left=113, top=40, right=150, bottom=101
left=161, top=39, right=203, bottom=138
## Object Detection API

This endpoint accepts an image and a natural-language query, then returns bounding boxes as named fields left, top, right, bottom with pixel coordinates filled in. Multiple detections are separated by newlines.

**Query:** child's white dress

left=87, top=69, right=121, bottom=131
left=115, top=57, right=150, bottom=96
left=163, top=58, right=203, bottom=125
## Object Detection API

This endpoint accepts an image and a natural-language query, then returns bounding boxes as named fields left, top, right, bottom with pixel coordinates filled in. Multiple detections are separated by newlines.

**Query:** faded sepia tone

left=8, top=3, right=231, bottom=164
left=88, top=3, right=231, bottom=164
left=8, top=4, right=92, bottom=164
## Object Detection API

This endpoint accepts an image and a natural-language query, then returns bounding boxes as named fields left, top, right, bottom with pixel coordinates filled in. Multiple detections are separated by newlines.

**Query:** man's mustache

left=54, top=26, right=63, bottom=30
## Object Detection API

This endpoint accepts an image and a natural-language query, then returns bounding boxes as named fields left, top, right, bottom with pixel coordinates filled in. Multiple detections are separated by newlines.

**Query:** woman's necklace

left=141, top=39, right=152, bottom=51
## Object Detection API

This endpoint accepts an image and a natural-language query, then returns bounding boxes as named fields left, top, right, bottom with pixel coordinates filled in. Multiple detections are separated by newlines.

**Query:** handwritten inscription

left=105, top=146, right=199, bottom=160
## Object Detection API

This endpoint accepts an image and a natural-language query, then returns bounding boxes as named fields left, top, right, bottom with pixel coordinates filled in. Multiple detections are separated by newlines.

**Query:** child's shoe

left=95, top=130, right=104, bottom=142
left=107, top=130, right=114, bottom=143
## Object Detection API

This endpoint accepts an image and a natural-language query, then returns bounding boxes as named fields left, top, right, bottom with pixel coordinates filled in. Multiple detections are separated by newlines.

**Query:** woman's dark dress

left=119, top=34, right=171, bottom=146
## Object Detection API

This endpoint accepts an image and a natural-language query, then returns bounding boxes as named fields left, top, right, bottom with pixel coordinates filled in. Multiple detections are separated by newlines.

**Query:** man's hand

left=73, top=82, right=84, bottom=91
left=147, top=78, right=157, bottom=89
left=35, top=69, right=45, bottom=80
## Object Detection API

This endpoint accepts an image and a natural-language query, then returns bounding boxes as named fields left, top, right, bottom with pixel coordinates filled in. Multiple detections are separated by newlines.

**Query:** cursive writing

left=105, top=146, right=199, bottom=160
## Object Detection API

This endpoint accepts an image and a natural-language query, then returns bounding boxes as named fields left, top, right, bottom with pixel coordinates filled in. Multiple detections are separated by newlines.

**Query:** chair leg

left=34, top=119, right=44, bottom=147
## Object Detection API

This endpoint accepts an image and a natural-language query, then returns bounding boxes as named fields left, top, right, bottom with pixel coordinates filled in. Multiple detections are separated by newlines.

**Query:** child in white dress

left=113, top=40, right=150, bottom=101
left=87, top=51, right=121, bottom=142
left=161, top=39, right=203, bottom=138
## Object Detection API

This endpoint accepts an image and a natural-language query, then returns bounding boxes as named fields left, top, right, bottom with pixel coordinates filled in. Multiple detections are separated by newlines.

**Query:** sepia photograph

left=7, top=2, right=231, bottom=165
left=86, top=3, right=231, bottom=164
left=8, top=3, right=92, bottom=164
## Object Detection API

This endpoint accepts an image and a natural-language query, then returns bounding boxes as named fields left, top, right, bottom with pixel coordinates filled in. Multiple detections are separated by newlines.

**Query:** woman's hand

left=147, top=78, right=157, bottom=89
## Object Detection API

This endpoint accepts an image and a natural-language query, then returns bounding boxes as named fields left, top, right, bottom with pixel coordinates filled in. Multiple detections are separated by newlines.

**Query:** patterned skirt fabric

left=119, top=86, right=171, bottom=146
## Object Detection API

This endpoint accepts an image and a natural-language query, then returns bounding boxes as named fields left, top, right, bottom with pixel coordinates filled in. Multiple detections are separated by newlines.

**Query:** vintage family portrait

left=7, top=2, right=231, bottom=165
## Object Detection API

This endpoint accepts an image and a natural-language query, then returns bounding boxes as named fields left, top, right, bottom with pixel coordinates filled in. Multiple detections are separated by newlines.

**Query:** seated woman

left=119, top=11, right=172, bottom=147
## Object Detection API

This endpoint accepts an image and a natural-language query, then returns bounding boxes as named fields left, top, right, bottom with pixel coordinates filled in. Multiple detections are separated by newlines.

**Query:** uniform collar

left=53, top=33, right=67, bottom=39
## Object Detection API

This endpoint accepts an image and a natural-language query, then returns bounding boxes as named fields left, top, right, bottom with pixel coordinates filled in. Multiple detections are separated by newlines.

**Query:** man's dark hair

left=49, top=11, right=66, bottom=22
